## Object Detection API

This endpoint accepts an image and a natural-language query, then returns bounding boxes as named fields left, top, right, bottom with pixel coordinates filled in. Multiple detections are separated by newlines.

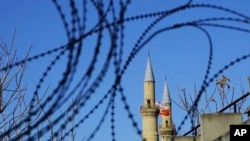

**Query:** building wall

left=213, top=119, right=250, bottom=141
left=201, top=113, right=242, bottom=141
left=166, top=136, right=201, bottom=141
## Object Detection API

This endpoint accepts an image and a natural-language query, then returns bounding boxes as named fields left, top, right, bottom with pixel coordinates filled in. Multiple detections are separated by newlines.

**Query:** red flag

left=160, top=109, right=170, bottom=116
left=155, top=101, right=170, bottom=116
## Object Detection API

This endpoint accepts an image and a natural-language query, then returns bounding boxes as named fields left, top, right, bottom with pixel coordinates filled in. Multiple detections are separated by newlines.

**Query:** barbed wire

left=0, top=0, right=250, bottom=140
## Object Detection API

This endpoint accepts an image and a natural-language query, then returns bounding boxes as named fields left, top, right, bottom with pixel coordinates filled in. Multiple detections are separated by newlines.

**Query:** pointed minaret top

left=144, top=54, right=155, bottom=82
left=162, top=78, right=171, bottom=104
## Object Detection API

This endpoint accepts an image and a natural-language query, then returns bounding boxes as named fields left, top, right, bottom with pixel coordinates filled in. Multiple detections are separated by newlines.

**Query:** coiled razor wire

left=0, top=0, right=250, bottom=140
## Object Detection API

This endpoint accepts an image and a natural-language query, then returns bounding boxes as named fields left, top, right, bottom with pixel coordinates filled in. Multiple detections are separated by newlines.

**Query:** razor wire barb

left=0, top=0, right=250, bottom=140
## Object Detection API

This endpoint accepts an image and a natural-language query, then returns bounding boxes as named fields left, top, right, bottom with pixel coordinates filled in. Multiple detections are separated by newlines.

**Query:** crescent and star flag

left=160, top=109, right=170, bottom=116
left=155, top=101, right=170, bottom=116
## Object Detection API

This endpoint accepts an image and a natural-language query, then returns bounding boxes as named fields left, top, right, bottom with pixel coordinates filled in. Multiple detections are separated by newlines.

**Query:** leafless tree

left=0, top=31, right=79, bottom=141
left=0, top=30, right=30, bottom=141
left=174, top=75, right=249, bottom=136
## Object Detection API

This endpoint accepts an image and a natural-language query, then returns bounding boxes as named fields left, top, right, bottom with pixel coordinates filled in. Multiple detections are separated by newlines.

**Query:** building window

left=165, top=120, right=169, bottom=127
left=147, top=99, right=150, bottom=108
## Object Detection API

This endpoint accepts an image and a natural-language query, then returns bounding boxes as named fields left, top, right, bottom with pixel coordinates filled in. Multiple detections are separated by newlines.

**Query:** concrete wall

left=166, top=136, right=200, bottom=141
left=201, top=113, right=242, bottom=141
left=213, top=119, right=250, bottom=141
left=212, top=132, right=230, bottom=141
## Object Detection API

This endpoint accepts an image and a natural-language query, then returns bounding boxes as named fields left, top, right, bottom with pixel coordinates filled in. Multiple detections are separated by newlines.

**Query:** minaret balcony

left=158, top=124, right=174, bottom=135
left=140, top=105, right=159, bottom=116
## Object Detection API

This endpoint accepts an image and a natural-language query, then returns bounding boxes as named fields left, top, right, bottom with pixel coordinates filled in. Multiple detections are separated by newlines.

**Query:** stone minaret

left=159, top=78, right=175, bottom=141
left=140, top=55, right=159, bottom=141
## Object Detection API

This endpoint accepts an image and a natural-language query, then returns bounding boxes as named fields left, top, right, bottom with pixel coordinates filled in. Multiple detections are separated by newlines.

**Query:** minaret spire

left=140, top=54, right=158, bottom=141
left=162, top=77, right=171, bottom=105
left=159, top=77, right=175, bottom=140
left=144, top=54, right=155, bottom=82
